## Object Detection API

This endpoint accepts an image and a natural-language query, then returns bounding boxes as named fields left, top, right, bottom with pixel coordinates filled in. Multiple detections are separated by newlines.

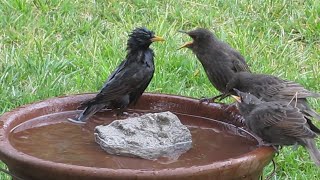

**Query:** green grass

left=0, top=0, right=319, bottom=179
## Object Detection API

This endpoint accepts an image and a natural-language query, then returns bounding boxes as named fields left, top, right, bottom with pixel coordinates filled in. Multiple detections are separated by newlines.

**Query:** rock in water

left=94, top=111, right=192, bottom=160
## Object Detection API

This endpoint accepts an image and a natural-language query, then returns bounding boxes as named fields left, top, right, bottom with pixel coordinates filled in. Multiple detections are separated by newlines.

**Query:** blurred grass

left=0, top=0, right=319, bottom=179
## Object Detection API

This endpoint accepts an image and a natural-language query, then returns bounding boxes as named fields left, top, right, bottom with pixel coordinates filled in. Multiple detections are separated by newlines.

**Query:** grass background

left=0, top=0, right=319, bottom=179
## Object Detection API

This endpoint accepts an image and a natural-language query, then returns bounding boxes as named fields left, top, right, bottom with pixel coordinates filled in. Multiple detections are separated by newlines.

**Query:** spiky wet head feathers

left=127, top=27, right=155, bottom=50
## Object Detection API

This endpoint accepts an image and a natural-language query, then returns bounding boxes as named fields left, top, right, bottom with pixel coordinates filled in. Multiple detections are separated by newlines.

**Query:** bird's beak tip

left=231, top=95, right=241, bottom=103
left=178, top=30, right=188, bottom=34
left=178, top=41, right=193, bottom=50
left=151, top=35, right=165, bottom=42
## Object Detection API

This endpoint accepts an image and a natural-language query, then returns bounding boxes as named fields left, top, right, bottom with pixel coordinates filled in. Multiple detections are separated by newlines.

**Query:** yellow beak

left=178, top=41, right=193, bottom=50
left=231, top=95, right=241, bottom=103
left=151, top=35, right=165, bottom=42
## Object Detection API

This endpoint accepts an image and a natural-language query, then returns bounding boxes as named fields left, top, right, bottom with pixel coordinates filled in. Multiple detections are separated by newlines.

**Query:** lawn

left=0, top=0, right=319, bottom=179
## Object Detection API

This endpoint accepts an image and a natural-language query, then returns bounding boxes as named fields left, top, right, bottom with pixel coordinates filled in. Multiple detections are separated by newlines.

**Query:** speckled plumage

left=234, top=90, right=320, bottom=166
left=226, top=72, right=320, bottom=133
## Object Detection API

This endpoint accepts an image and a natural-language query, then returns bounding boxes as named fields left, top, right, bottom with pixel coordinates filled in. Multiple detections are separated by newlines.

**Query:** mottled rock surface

left=94, top=111, right=192, bottom=160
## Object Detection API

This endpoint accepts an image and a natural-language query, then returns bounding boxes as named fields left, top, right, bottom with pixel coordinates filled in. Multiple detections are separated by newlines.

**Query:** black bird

left=225, top=71, right=320, bottom=133
left=68, top=27, right=164, bottom=124
left=178, top=28, right=251, bottom=102
left=232, top=89, right=320, bottom=166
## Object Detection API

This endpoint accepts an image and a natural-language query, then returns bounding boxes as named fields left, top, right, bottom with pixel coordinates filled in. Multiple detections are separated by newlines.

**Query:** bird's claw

left=257, top=141, right=279, bottom=151
left=115, top=111, right=130, bottom=119
left=199, top=97, right=212, bottom=104
left=67, top=118, right=86, bottom=124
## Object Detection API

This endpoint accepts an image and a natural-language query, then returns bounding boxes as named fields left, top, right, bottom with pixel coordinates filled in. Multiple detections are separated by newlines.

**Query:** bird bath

left=0, top=93, right=275, bottom=180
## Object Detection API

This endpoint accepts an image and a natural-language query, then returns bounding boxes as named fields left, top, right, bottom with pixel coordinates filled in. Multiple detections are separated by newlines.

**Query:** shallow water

left=9, top=110, right=257, bottom=169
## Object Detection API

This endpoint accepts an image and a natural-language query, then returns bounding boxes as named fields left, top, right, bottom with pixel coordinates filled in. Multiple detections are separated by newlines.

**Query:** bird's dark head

left=127, top=27, right=164, bottom=51
left=232, top=89, right=262, bottom=114
left=232, top=88, right=262, bottom=105
left=178, top=28, right=215, bottom=50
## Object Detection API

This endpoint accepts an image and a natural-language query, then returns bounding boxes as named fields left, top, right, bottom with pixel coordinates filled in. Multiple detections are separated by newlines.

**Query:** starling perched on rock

left=232, top=89, right=320, bottom=166
left=68, top=27, right=164, bottom=124
left=179, top=28, right=251, bottom=102
left=225, top=71, right=320, bottom=133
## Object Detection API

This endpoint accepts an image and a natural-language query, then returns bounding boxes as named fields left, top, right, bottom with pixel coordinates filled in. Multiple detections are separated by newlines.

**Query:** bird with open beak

left=225, top=71, right=320, bottom=134
left=178, top=28, right=251, bottom=102
left=232, top=89, right=320, bottom=167
left=68, top=27, right=164, bottom=124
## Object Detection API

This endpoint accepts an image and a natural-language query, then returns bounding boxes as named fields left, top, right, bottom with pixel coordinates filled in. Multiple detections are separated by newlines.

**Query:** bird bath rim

left=0, top=93, right=275, bottom=179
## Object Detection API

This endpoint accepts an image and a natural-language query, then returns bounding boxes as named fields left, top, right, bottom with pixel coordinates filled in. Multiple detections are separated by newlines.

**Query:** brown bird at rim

left=178, top=28, right=251, bottom=102
left=225, top=71, right=320, bottom=134
left=232, top=89, right=320, bottom=167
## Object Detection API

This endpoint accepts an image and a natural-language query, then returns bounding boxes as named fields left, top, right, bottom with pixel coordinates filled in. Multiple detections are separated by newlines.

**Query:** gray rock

left=94, top=111, right=192, bottom=160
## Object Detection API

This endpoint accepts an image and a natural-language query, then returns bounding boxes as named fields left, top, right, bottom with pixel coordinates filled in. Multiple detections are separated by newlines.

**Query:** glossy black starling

left=232, top=89, right=320, bottom=166
left=179, top=28, right=251, bottom=101
left=68, top=27, right=164, bottom=124
left=225, top=72, right=320, bottom=131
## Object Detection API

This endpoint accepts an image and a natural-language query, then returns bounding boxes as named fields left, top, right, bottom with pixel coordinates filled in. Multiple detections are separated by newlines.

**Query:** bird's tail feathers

left=306, top=118, right=320, bottom=134
left=77, top=104, right=105, bottom=122
left=304, top=109, right=320, bottom=121
left=311, top=92, right=320, bottom=98
left=78, top=99, right=96, bottom=109
left=304, top=139, right=320, bottom=167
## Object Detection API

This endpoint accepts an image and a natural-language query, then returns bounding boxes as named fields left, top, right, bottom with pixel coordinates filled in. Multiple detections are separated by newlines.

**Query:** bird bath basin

left=0, top=93, right=275, bottom=180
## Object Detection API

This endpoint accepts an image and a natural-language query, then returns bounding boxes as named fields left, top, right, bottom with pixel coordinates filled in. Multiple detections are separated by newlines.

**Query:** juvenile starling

left=232, top=89, right=320, bottom=166
left=225, top=72, right=320, bottom=131
left=68, top=27, right=164, bottom=124
left=179, top=28, right=251, bottom=101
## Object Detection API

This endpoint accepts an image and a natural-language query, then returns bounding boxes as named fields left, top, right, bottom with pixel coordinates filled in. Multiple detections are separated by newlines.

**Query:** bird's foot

left=114, top=111, right=130, bottom=119
left=67, top=118, right=86, bottom=124
left=199, top=94, right=228, bottom=104
left=258, top=141, right=280, bottom=151
left=199, top=97, right=212, bottom=104
left=129, top=112, right=140, bottom=117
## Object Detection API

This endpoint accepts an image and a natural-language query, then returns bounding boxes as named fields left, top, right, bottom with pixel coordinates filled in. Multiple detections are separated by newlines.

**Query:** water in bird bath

left=9, top=109, right=256, bottom=169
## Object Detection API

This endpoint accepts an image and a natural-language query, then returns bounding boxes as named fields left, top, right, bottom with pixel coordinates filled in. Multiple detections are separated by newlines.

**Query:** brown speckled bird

left=233, top=89, right=320, bottom=167
left=225, top=71, right=320, bottom=134
left=179, top=28, right=251, bottom=102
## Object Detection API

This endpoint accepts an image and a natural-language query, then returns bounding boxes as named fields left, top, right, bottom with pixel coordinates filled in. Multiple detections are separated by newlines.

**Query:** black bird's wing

left=105, top=60, right=128, bottom=83
left=84, top=59, right=151, bottom=106
left=129, top=74, right=153, bottom=105
left=80, top=60, right=128, bottom=107
left=251, top=103, right=315, bottom=138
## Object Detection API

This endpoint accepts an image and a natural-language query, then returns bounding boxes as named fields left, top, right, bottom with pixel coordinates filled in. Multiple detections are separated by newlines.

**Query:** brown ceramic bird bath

left=0, top=93, right=275, bottom=180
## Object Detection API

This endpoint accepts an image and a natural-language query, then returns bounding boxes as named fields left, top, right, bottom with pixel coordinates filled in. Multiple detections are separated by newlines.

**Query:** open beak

left=151, top=35, right=165, bottom=42
left=231, top=95, right=241, bottom=103
left=177, top=30, right=193, bottom=50
left=178, top=41, right=193, bottom=50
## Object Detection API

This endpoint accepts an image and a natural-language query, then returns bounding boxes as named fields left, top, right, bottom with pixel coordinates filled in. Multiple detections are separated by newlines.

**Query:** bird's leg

left=218, top=93, right=230, bottom=101
left=199, top=93, right=228, bottom=104
left=291, top=143, right=299, bottom=151
left=264, top=159, right=277, bottom=180
left=114, top=108, right=130, bottom=119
